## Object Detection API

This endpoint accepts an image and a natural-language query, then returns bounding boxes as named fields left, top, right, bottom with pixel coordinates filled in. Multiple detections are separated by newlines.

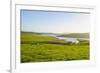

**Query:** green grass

left=21, top=32, right=65, bottom=43
left=21, top=32, right=90, bottom=63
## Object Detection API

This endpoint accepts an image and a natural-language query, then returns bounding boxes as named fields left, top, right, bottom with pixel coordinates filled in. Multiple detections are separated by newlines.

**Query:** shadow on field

left=21, top=41, right=89, bottom=45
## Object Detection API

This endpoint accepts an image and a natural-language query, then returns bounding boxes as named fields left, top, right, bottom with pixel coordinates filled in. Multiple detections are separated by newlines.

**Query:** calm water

left=56, top=37, right=79, bottom=43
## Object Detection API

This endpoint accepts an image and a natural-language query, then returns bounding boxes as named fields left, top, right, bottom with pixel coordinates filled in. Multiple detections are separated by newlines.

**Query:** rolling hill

left=58, top=33, right=89, bottom=38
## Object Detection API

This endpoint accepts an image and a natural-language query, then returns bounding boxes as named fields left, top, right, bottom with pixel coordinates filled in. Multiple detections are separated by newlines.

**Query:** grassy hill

left=21, top=32, right=89, bottom=63
left=58, top=33, right=89, bottom=38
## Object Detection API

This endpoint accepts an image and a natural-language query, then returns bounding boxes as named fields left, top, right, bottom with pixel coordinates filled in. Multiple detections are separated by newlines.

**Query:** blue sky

left=21, top=10, right=90, bottom=33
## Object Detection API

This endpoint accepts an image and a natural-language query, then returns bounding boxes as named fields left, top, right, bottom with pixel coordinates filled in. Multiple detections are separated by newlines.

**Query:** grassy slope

left=21, top=32, right=90, bottom=63
left=58, top=33, right=89, bottom=38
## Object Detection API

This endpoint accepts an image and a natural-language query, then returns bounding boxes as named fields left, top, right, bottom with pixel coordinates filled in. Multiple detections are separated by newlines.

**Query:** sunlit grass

left=21, top=32, right=90, bottom=63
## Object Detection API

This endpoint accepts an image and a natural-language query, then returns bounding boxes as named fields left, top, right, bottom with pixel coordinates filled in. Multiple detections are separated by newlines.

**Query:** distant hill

left=58, top=33, right=89, bottom=38
left=21, top=32, right=89, bottom=38
left=21, top=31, right=44, bottom=35
left=21, top=31, right=58, bottom=35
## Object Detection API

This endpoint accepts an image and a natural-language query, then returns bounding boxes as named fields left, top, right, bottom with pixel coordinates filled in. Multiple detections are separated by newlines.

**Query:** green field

left=21, top=32, right=90, bottom=63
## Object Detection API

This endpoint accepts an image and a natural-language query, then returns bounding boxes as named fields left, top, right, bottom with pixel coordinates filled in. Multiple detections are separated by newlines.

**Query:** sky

left=21, top=10, right=90, bottom=33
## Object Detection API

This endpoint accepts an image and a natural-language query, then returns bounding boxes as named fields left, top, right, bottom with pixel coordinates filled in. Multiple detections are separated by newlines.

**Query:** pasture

left=21, top=32, right=90, bottom=63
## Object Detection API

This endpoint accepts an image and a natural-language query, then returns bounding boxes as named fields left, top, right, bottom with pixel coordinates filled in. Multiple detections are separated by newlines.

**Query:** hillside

left=58, top=33, right=89, bottom=38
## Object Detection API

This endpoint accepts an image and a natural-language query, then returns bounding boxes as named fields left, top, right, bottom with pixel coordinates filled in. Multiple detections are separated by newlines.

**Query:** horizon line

left=21, top=31, right=89, bottom=34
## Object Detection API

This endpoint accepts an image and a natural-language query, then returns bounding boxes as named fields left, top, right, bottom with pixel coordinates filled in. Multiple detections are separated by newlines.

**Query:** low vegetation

left=21, top=32, right=90, bottom=63
left=58, top=33, right=89, bottom=38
